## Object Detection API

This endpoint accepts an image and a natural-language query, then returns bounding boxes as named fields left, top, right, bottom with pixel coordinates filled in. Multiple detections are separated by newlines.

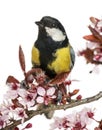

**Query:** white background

left=0, top=0, right=102, bottom=129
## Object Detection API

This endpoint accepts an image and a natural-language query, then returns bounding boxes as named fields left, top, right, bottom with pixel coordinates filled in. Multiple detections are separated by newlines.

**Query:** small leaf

left=49, top=72, right=69, bottom=85
left=6, top=76, right=19, bottom=84
left=90, top=17, right=99, bottom=24
left=59, top=83, right=67, bottom=96
left=83, top=35, right=101, bottom=43
left=19, top=45, right=26, bottom=73
left=88, top=25, right=102, bottom=43
left=70, top=89, right=79, bottom=96
left=12, top=99, right=23, bottom=108
left=73, top=89, right=79, bottom=95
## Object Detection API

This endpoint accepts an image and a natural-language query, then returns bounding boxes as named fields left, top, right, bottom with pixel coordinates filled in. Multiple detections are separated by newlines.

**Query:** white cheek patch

left=45, top=27, right=66, bottom=42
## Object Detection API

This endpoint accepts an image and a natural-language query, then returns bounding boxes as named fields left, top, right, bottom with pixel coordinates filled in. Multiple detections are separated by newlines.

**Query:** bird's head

left=35, top=16, right=67, bottom=42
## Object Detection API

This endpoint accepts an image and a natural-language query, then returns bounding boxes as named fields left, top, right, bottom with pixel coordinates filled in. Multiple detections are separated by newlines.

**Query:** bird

left=31, top=16, right=75, bottom=79
left=31, top=16, right=75, bottom=118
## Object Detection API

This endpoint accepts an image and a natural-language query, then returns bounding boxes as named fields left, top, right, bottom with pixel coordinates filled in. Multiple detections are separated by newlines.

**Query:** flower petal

left=36, top=96, right=44, bottom=104
left=47, top=87, right=55, bottom=96
left=37, top=87, right=46, bottom=96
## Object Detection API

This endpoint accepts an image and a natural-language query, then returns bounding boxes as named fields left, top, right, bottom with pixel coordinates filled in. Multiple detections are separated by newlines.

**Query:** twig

left=2, top=91, right=102, bottom=130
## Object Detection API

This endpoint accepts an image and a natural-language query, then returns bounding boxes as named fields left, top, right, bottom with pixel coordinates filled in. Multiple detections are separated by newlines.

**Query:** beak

left=35, top=21, right=44, bottom=28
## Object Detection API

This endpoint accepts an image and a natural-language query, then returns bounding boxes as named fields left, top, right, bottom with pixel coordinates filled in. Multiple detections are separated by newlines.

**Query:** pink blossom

left=0, top=115, right=9, bottom=129
left=50, top=107, right=94, bottom=130
left=79, top=107, right=94, bottom=125
left=50, top=117, right=68, bottom=130
left=0, top=103, right=28, bottom=125
left=19, top=91, right=37, bottom=108
left=0, top=101, right=17, bottom=117
left=36, top=86, right=56, bottom=105
left=9, top=83, right=20, bottom=90
left=5, top=83, right=27, bottom=99
left=66, top=108, right=94, bottom=129
left=15, top=108, right=28, bottom=123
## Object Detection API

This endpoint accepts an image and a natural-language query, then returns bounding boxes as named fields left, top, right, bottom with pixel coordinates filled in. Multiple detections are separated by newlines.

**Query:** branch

left=2, top=91, right=102, bottom=130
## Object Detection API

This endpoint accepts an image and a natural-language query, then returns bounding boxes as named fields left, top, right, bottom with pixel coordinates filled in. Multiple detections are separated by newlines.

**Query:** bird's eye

left=52, top=23, right=57, bottom=28
left=52, top=23, right=55, bottom=27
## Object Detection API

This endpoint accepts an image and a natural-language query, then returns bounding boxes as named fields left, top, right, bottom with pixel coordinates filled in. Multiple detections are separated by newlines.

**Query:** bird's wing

left=70, top=45, right=75, bottom=69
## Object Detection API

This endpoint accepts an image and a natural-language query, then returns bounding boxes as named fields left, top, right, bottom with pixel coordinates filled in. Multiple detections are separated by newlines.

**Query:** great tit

left=32, top=16, right=75, bottom=79
left=31, top=16, right=75, bottom=119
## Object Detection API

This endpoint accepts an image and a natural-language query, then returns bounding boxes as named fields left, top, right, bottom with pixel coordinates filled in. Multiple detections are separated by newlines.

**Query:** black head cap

left=35, top=16, right=66, bottom=33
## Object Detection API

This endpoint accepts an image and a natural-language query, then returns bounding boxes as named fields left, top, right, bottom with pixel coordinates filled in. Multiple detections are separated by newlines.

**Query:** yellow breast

left=48, top=46, right=71, bottom=74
